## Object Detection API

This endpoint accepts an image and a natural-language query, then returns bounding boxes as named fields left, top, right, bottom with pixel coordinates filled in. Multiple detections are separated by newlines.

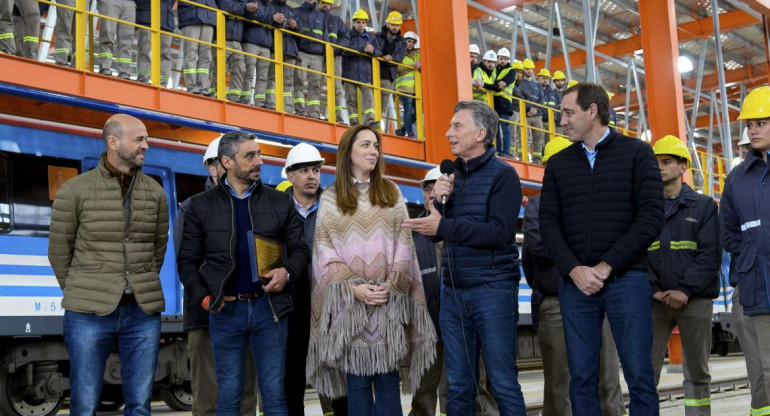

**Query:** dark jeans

left=496, top=113, right=512, bottom=155
left=209, top=297, right=288, bottom=416
left=402, top=96, right=416, bottom=136
left=346, top=370, right=402, bottom=416
left=440, top=280, right=526, bottom=416
left=63, top=302, right=161, bottom=416
left=559, top=270, right=659, bottom=416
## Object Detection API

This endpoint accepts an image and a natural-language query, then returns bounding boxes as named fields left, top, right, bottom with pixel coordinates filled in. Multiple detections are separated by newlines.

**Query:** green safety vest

left=395, top=51, right=421, bottom=94
left=473, top=67, right=497, bottom=102
left=496, top=66, right=515, bottom=103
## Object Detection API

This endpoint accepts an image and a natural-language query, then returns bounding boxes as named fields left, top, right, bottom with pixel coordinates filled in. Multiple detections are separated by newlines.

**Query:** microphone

left=439, top=159, right=455, bottom=205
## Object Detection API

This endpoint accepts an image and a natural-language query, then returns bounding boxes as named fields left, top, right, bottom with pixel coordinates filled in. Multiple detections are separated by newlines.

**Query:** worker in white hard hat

left=472, top=50, right=497, bottom=102
left=175, top=134, right=260, bottom=416
left=494, top=47, right=517, bottom=158
left=280, top=142, right=325, bottom=415
left=470, top=43, right=480, bottom=71
left=519, top=58, right=546, bottom=163
left=395, top=31, right=421, bottom=138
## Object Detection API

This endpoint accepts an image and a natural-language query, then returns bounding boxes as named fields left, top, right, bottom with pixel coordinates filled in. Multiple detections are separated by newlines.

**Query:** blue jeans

left=440, top=280, right=526, bottom=415
left=559, top=270, right=658, bottom=416
left=63, top=302, right=161, bottom=416
left=346, top=370, right=402, bottom=416
left=209, top=297, right=288, bottom=416
left=402, top=96, right=416, bottom=136
left=496, top=113, right=512, bottom=155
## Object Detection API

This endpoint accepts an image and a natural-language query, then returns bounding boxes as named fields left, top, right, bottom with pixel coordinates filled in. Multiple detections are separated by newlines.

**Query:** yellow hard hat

left=552, top=70, right=566, bottom=80
left=567, top=80, right=578, bottom=88
left=738, top=86, right=770, bottom=120
left=512, top=61, right=524, bottom=71
left=352, top=9, right=369, bottom=21
left=653, top=135, right=692, bottom=167
left=523, top=59, right=535, bottom=69
left=385, top=10, right=403, bottom=24
left=606, top=90, right=614, bottom=100
left=537, top=68, right=551, bottom=78
left=543, top=137, right=572, bottom=164
left=276, top=180, right=293, bottom=192
left=320, top=0, right=333, bottom=3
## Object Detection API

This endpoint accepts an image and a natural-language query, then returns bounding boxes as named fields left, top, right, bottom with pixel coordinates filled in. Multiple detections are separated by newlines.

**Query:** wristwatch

left=286, top=273, right=291, bottom=283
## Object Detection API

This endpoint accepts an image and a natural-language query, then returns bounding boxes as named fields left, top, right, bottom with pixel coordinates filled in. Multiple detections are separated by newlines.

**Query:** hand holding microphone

left=437, top=159, right=456, bottom=205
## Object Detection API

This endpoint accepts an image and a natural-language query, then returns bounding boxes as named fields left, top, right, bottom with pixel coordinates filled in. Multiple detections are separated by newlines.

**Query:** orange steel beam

left=744, top=0, right=770, bottom=16
left=640, top=0, right=686, bottom=143
left=0, top=54, right=425, bottom=161
left=536, top=10, right=758, bottom=72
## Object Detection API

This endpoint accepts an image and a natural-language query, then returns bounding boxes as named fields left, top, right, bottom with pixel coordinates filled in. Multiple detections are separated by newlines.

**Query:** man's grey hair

left=454, top=101, right=498, bottom=148
left=218, top=131, right=258, bottom=160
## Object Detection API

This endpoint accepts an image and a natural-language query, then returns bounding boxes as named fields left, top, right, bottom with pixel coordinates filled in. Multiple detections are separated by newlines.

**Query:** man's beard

left=118, top=144, right=144, bottom=168
left=233, top=163, right=258, bottom=183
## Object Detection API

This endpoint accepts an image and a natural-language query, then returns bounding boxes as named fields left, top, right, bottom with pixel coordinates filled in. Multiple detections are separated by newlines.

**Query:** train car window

left=175, top=172, right=207, bottom=207
left=0, top=154, right=11, bottom=232
left=4, top=152, right=81, bottom=236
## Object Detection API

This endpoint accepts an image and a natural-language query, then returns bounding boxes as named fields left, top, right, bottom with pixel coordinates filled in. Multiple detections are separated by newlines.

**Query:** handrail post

left=274, top=28, right=284, bottom=112
left=325, top=43, right=336, bottom=123
left=74, top=0, right=86, bottom=70
left=372, top=58, right=381, bottom=127
left=548, top=108, right=556, bottom=142
left=415, top=69, right=424, bottom=142
left=519, top=99, right=529, bottom=162
left=150, top=0, right=160, bottom=86
left=216, top=11, right=226, bottom=100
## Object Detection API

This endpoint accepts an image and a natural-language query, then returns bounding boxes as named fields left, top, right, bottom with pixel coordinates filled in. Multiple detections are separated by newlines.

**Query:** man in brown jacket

left=48, top=114, right=169, bottom=416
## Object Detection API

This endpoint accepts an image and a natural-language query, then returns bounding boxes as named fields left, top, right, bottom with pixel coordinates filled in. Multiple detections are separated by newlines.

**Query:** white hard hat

left=469, top=44, right=480, bottom=55
left=483, top=50, right=497, bottom=61
left=497, top=47, right=510, bottom=58
left=404, top=31, right=418, bottom=42
left=739, top=126, right=750, bottom=146
left=420, top=166, right=441, bottom=188
left=203, top=135, right=222, bottom=167
left=282, top=142, right=325, bottom=178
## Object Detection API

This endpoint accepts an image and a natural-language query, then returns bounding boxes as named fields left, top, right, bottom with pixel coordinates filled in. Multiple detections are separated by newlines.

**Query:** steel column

left=712, top=0, right=734, bottom=168
left=581, top=0, right=596, bottom=82
left=545, top=0, right=555, bottom=69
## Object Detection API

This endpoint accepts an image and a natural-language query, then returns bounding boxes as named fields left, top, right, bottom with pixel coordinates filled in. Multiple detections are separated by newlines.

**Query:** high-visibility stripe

left=227, top=89, right=242, bottom=95
left=266, top=89, right=276, bottom=94
left=183, top=68, right=197, bottom=74
left=116, top=58, right=133, bottom=63
left=240, top=90, right=252, bottom=97
left=363, top=108, right=374, bottom=115
left=54, top=48, right=71, bottom=53
left=335, top=105, right=345, bottom=110
left=742, top=220, right=762, bottom=231
left=97, top=52, right=113, bottom=58
left=312, top=29, right=323, bottom=35
left=283, top=92, right=293, bottom=97
left=137, top=71, right=151, bottom=76
left=329, top=32, right=337, bottom=39
left=670, top=240, right=698, bottom=251
left=349, top=113, right=359, bottom=119
left=308, top=100, right=320, bottom=105
left=752, top=406, right=770, bottom=416
left=294, top=98, right=306, bottom=104
left=323, top=413, right=334, bottom=416
left=648, top=241, right=661, bottom=251
left=684, top=397, right=711, bottom=407
left=23, top=36, right=39, bottom=42
left=255, top=94, right=266, bottom=99
left=196, top=68, right=210, bottom=74
left=0, top=33, right=14, bottom=40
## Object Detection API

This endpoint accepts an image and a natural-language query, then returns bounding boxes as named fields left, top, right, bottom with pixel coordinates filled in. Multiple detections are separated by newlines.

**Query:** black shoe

left=99, top=68, right=112, bottom=76
left=118, top=72, right=131, bottom=80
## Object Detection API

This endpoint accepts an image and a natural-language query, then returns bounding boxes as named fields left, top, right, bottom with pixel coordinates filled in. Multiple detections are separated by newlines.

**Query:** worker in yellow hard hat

left=723, top=85, right=770, bottom=415
left=519, top=58, right=546, bottom=163
left=344, top=9, right=380, bottom=128
left=649, top=133, right=719, bottom=415
left=567, top=79, right=578, bottom=88
left=550, top=71, right=568, bottom=134
left=377, top=11, right=406, bottom=124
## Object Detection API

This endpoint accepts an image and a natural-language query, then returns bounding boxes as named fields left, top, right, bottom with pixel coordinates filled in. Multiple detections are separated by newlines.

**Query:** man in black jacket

left=178, top=131, right=309, bottom=415
left=649, top=135, right=720, bottom=416
left=175, top=136, right=259, bottom=416
left=539, top=82, right=663, bottom=416
left=522, top=137, right=626, bottom=416
left=375, top=11, right=406, bottom=126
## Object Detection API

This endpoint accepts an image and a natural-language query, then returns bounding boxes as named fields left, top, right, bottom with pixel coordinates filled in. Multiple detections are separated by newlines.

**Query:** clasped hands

left=569, top=261, right=612, bottom=296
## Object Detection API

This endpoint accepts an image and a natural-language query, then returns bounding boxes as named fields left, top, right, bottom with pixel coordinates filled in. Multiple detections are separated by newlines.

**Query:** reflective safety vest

left=472, top=66, right=496, bottom=102
left=395, top=50, right=421, bottom=94
left=496, top=66, right=515, bottom=103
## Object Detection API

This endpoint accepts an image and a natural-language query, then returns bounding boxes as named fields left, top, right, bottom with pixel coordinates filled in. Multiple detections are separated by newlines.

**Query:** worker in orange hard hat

left=650, top=135, right=720, bottom=416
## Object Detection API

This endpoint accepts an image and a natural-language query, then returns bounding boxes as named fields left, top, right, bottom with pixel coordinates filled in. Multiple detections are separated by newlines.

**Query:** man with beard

left=178, top=131, right=309, bottom=415
left=293, top=0, right=331, bottom=119
left=375, top=11, right=406, bottom=125
left=280, top=142, right=339, bottom=416
left=551, top=71, right=566, bottom=135
left=174, top=136, right=259, bottom=416
left=49, top=114, right=169, bottom=415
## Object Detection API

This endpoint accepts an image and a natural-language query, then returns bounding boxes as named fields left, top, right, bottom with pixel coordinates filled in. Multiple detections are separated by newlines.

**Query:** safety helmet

left=543, top=137, right=572, bottom=164
left=404, top=31, right=418, bottom=42
left=537, top=68, right=551, bottom=78
left=482, top=50, right=497, bottom=62
left=739, top=127, right=750, bottom=146
left=738, top=86, right=770, bottom=120
left=567, top=79, right=578, bottom=88
left=203, top=135, right=222, bottom=167
left=522, top=58, right=535, bottom=69
left=552, top=70, right=566, bottom=80
left=282, top=142, right=325, bottom=178
left=419, top=166, right=441, bottom=189
left=511, top=61, right=524, bottom=71
left=319, top=0, right=334, bottom=4
left=352, top=9, right=369, bottom=21
left=469, top=44, right=480, bottom=55
left=653, top=135, right=692, bottom=167
left=385, top=10, right=403, bottom=25
left=606, top=90, right=614, bottom=100
left=497, top=48, right=510, bottom=58
left=275, top=180, right=293, bottom=192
